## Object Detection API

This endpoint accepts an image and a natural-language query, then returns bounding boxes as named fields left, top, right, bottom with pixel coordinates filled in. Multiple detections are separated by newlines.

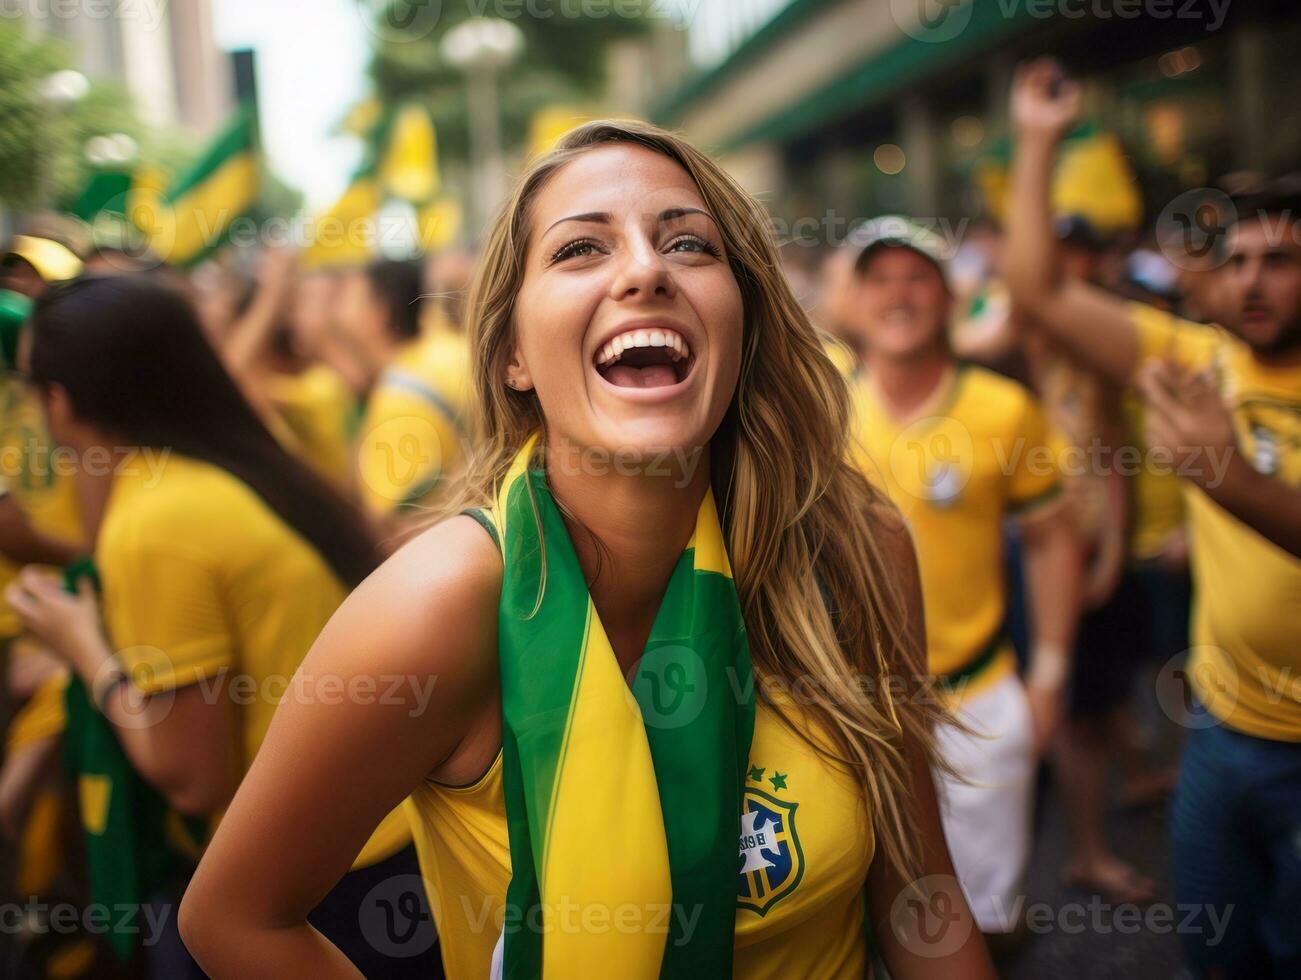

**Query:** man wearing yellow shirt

left=845, top=216, right=1081, bottom=938
left=1008, top=60, right=1301, bottom=977
left=343, top=260, right=470, bottom=522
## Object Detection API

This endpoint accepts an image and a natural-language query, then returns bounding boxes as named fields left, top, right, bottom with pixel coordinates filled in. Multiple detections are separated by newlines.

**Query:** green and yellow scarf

left=488, top=436, right=754, bottom=979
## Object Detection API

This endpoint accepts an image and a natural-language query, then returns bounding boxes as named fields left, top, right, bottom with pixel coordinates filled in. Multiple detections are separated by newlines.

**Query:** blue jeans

left=1172, top=717, right=1301, bottom=978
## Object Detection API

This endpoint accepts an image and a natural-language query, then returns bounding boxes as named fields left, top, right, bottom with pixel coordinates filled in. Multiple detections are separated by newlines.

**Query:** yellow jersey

left=849, top=364, right=1063, bottom=693
left=1121, top=391, right=1187, bottom=562
left=267, top=363, right=356, bottom=491
left=407, top=695, right=874, bottom=980
left=0, top=378, right=84, bottom=637
left=356, top=330, right=470, bottom=515
left=1131, top=305, right=1301, bottom=740
left=97, top=453, right=409, bottom=867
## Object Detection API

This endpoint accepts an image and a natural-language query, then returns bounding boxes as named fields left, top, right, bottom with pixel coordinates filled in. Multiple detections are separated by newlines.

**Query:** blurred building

left=22, top=0, right=233, bottom=131
left=656, top=0, right=1301, bottom=230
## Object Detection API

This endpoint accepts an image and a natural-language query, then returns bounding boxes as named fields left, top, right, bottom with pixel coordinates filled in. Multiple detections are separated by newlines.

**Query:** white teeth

left=594, top=327, right=693, bottom=367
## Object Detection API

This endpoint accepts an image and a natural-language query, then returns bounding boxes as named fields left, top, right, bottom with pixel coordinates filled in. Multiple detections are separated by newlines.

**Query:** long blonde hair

left=442, top=120, right=947, bottom=880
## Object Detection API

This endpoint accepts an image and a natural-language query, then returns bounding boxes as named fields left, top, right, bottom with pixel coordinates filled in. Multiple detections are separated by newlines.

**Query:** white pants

left=933, top=672, right=1036, bottom=934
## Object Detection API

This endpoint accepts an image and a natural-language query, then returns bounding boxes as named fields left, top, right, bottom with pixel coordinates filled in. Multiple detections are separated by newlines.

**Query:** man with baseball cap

left=844, top=215, right=1081, bottom=943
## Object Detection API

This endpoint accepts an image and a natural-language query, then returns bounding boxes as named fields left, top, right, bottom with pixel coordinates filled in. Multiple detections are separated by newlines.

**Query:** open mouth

left=594, top=327, right=694, bottom=389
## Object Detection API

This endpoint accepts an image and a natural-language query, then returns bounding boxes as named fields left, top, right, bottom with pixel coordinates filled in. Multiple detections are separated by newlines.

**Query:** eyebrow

left=543, top=207, right=716, bottom=237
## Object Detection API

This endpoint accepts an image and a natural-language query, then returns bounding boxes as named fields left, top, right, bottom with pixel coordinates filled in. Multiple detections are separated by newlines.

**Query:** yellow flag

left=381, top=104, right=439, bottom=204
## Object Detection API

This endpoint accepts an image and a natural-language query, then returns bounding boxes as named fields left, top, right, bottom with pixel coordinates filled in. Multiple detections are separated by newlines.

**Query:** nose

left=608, top=230, right=677, bottom=303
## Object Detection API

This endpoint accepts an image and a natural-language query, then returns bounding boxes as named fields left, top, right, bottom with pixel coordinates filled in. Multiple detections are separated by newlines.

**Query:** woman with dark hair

left=4, top=274, right=435, bottom=978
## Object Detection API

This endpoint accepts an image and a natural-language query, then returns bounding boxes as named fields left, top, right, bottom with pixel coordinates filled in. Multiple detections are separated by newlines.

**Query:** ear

left=42, top=384, right=77, bottom=434
left=504, top=343, right=534, bottom=392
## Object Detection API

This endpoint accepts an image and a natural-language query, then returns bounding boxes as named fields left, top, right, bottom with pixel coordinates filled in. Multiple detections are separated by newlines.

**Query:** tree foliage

left=359, top=0, right=650, bottom=164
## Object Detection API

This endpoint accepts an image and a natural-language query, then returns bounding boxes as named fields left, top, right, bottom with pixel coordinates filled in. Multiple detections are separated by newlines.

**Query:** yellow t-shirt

left=1131, top=304, right=1301, bottom=740
left=96, top=453, right=409, bottom=867
left=268, top=364, right=356, bottom=490
left=849, top=364, right=1063, bottom=693
left=407, top=695, right=873, bottom=980
left=0, top=378, right=84, bottom=637
left=356, top=330, right=469, bottom=515
left=1121, top=391, right=1187, bottom=562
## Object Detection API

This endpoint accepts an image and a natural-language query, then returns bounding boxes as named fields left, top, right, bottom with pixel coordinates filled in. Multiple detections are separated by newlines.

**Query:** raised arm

left=1005, top=59, right=1141, bottom=383
left=179, top=515, right=502, bottom=978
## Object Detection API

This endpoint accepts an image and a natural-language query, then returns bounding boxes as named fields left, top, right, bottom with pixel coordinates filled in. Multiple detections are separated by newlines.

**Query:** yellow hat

left=3, top=235, right=84, bottom=283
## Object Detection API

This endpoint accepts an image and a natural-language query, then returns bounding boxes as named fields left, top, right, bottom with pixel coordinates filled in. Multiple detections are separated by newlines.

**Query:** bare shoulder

left=307, top=514, right=502, bottom=694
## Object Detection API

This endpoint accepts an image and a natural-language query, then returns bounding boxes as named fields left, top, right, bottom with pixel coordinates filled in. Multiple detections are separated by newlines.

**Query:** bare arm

left=1005, top=59, right=1141, bottom=383
left=1019, top=501, right=1081, bottom=755
left=3, top=572, right=242, bottom=815
left=179, top=516, right=501, bottom=978
left=1141, top=360, right=1301, bottom=558
left=222, top=247, right=297, bottom=379
left=867, top=523, right=996, bottom=979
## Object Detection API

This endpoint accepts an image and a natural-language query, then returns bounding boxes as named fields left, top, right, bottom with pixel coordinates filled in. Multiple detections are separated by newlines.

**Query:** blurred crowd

left=0, top=60, right=1296, bottom=980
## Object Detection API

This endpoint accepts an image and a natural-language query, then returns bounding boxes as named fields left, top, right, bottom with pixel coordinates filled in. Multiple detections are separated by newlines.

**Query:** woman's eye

left=551, top=239, right=603, bottom=263
left=667, top=235, right=720, bottom=257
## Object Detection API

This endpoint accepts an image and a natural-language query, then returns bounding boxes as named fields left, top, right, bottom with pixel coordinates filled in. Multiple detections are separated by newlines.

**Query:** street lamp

left=440, top=18, right=524, bottom=234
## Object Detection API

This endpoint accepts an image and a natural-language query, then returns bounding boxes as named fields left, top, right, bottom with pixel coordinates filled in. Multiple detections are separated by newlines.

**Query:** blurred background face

left=1060, top=241, right=1104, bottom=285
left=292, top=271, right=339, bottom=356
left=1221, top=216, right=1301, bottom=355
left=852, top=246, right=952, bottom=361
left=512, top=143, right=743, bottom=463
left=335, top=268, right=392, bottom=364
left=814, top=247, right=859, bottom=342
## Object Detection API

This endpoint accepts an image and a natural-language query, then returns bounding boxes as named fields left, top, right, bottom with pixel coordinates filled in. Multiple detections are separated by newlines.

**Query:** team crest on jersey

left=737, top=785, right=804, bottom=916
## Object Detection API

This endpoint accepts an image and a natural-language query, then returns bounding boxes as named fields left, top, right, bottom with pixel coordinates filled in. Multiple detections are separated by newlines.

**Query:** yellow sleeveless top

left=407, top=695, right=874, bottom=979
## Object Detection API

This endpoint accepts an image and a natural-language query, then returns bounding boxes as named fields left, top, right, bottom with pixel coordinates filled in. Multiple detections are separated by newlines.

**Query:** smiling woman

left=178, top=120, right=996, bottom=980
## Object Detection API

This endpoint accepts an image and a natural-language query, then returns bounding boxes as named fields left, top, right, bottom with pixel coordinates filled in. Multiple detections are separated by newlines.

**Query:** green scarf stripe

left=499, top=469, right=588, bottom=977
left=637, top=560, right=754, bottom=975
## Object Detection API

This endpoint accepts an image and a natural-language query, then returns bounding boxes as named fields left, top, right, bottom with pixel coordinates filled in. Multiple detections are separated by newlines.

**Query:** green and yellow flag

left=486, top=436, right=754, bottom=978
left=132, top=104, right=260, bottom=267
